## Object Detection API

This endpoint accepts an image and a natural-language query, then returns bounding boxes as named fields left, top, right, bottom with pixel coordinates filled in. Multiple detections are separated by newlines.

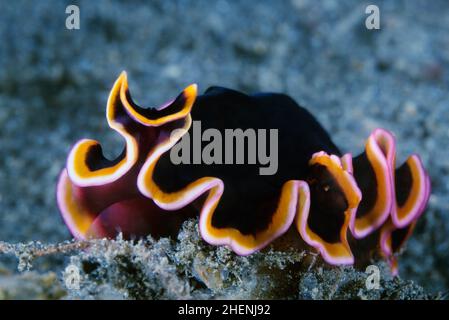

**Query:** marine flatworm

left=57, top=72, right=430, bottom=273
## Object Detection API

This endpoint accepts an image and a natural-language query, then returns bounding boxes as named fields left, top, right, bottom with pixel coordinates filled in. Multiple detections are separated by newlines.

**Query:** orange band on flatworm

left=137, top=115, right=297, bottom=255
left=200, top=180, right=299, bottom=255
left=57, top=170, right=97, bottom=239
left=67, top=72, right=196, bottom=187
left=377, top=153, right=430, bottom=275
left=67, top=74, right=138, bottom=186
left=349, top=129, right=394, bottom=238
left=57, top=74, right=430, bottom=274
left=119, top=72, right=197, bottom=126
left=296, top=152, right=361, bottom=265
left=379, top=218, right=417, bottom=276
left=59, top=72, right=198, bottom=239
left=392, top=155, right=427, bottom=227
left=310, top=152, right=361, bottom=210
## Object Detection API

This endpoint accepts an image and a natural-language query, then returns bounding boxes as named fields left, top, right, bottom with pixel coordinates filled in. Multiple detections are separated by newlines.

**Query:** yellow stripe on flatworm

left=71, top=140, right=130, bottom=179
left=301, top=204, right=354, bottom=262
left=119, top=72, right=197, bottom=126
left=202, top=180, right=297, bottom=251
left=303, top=153, right=361, bottom=263
left=354, top=136, right=391, bottom=232
left=309, top=154, right=361, bottom=209
left=395, top=156, right=425, bottom=222
left=70, top=73, right=137, bottom=182
left=59, top=170, right=95, bottom=238
left=139, top=114, right=294, bottom=252
left=144, top=162, right=295, bottom=252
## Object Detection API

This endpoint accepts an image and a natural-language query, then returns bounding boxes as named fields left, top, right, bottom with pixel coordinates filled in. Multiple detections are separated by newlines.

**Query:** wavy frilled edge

left=66, top=72, right=196, bottom=188
left=295, top=152, right=362, bottom=265
left=390, top=154, right=430, bottom=228
left=360, top=129, right=430, bottom=231
left=57, top=72, right=197, bottom=239
left=379, top=164, right=431, bottom=275
left=342, top=128, right=430, bottom=273
left=344, top=129, right=430, bottom=236
left=137, top=131, right=299, bottom=256
left=344, top=129, right=395, bottom=239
